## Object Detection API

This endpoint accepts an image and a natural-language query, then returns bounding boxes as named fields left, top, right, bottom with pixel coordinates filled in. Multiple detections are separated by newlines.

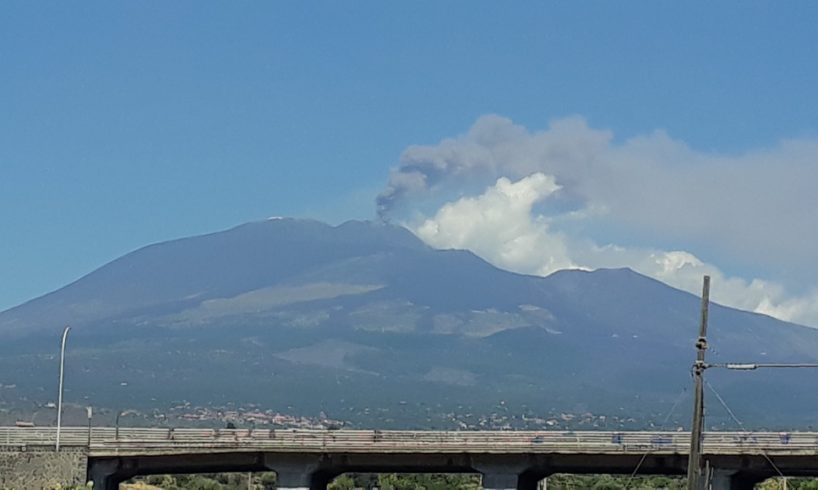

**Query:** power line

left=705, top=379, right=786, bottom=480
left=624, top=387, right=688, bottom=489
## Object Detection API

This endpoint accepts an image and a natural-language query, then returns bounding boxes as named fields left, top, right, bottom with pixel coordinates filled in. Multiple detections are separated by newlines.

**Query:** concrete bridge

left=4, top=427, right=818, bottom=489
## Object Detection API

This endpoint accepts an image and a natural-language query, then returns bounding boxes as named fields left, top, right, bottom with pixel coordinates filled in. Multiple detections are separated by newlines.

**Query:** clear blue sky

left=2, top=1, right=817, bottom=311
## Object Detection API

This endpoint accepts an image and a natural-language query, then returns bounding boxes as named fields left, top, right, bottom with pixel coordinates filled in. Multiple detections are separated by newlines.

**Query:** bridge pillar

left=482, top=472, right=517, bottom=489
left=709, top=469, right=761, bottom=490
left=475, top=456, right=538, bottom=490
left=87, top=458, right=124, bottom=490
left=480, top=472, right=539, bottom=490
left=709, top=469, right=733, bottom=490
left=275, top=469, right=331, bottom=490
left=264, top=453, right=329, bottom=490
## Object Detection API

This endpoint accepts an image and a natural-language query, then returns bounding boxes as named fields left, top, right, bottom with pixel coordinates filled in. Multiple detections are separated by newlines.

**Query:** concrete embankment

left=0, top=448, right=87, bottom=489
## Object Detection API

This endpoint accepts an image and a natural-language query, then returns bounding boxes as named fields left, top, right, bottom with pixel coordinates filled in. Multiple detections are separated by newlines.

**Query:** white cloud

left=380, top=115, right=818, bottom=281
left=379, top=114, right=818, bottom=325
left=415, top=173, right=577, bottom=276
left=406, top=173, right=818, bottom=327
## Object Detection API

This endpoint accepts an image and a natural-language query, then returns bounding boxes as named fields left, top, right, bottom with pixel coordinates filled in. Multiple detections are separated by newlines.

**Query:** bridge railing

left=2, top=427, right=817, bottom=455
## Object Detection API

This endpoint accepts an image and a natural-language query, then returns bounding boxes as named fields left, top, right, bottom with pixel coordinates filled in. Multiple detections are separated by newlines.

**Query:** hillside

left=1, top=218, right=817, bottom=428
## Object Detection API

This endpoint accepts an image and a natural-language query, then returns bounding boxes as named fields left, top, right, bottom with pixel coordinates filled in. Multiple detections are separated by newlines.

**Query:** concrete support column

left=480, top=472, right=539, bottom=490
left=86, top=459, right=122, bottom=490
left=709, top=469, right=761, bottom=490
left=276, top=469, right=331, bottom=490
left=727, top=474, right=764, bottom=490
left=482, top=472, right=518, bottom=490
left=709, top=469, right=734, bottom=490
left=264, top=453, right=329, bottom=490
left=272, top=469, right=311, bottom=489
left=474, top=456, right=537, bottom=490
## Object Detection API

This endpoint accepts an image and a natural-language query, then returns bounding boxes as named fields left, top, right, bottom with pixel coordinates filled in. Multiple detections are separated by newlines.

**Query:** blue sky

left=2, top=2, right=818, bottom=319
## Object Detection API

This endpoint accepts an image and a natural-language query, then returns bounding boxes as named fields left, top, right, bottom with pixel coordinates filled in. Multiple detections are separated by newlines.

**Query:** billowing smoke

left=376, top=114, right=818, bottom=326
left=376, top=115, right=610, bottom=219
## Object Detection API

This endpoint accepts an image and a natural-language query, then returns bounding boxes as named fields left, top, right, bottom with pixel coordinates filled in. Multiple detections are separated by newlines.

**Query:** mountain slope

left=0, top=219, right=427, bottom=336
left=2, top=218, right=817, bottom=428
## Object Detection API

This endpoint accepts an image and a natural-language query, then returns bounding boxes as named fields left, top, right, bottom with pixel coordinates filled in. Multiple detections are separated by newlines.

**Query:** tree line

left=112, top=472, right=818, bottom=489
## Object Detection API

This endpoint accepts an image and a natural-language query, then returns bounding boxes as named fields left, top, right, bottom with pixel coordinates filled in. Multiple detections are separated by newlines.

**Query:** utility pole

left=682, top=276, right=818, bottom=489
left=687, top=276, right=710, bottom=490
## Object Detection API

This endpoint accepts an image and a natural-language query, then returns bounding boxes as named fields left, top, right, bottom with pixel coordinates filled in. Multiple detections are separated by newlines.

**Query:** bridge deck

left=2, top=427, right=816, bottom=458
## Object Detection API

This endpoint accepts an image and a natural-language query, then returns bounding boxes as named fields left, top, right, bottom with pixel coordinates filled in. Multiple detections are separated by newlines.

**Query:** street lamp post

left=56, top=325, right=71, bottom=452
left=86, top=406, right=93, bottom=447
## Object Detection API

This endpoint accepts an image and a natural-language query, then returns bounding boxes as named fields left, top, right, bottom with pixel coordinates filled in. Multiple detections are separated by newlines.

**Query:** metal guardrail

left=2, top=428, right=817, bottom=456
